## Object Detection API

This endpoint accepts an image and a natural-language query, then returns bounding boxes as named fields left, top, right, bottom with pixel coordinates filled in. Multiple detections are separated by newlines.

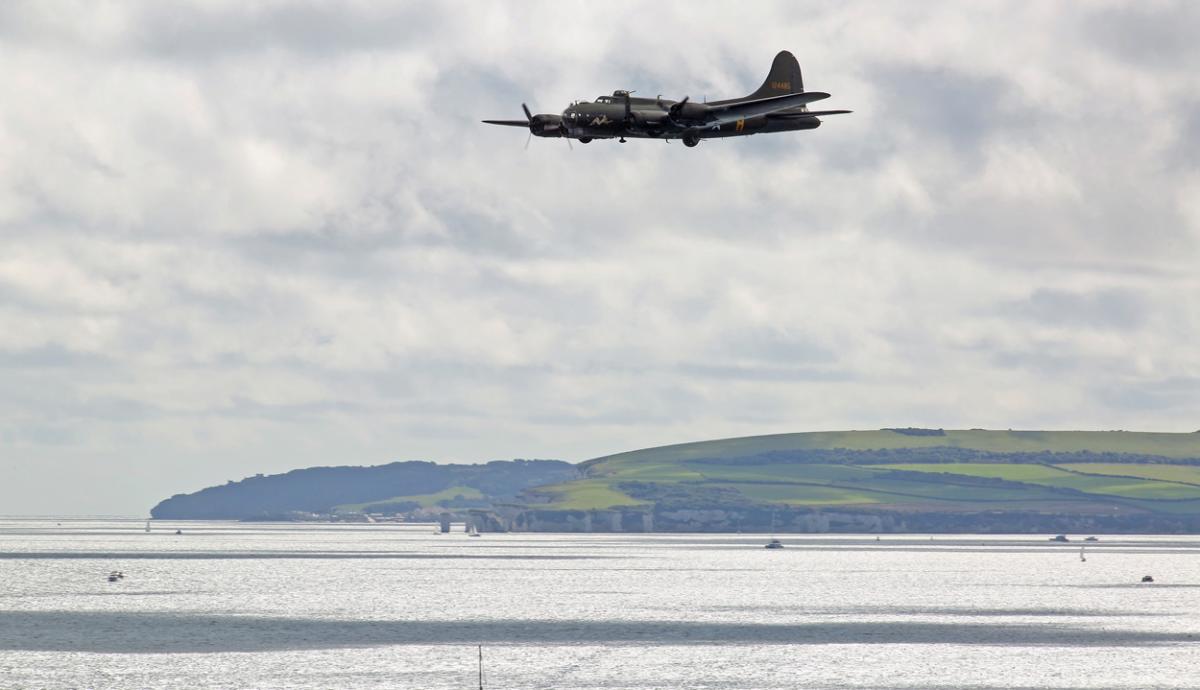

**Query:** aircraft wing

left=704, top=91, right=832, bottom=126
left=766, top=109, right=853, bottom=119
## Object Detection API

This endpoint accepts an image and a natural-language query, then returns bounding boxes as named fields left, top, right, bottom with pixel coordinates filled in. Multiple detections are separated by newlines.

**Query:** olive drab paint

left=482, top=50, right=850, bottom=148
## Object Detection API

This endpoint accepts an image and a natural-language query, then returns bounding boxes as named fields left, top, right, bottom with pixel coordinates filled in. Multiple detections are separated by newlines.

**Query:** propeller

left=668, top=96, right=696, bottom=119
left=484, top=103, right=569, bottom=147
left=482, top=103, right=542, bottom=132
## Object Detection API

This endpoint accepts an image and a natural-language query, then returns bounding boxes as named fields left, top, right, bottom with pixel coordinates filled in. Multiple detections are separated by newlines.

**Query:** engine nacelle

left=631, top=111, right=670, bottom=129
left=531, top=114, right=563, bottom=137
left=669, top=101, right=711, bottom=123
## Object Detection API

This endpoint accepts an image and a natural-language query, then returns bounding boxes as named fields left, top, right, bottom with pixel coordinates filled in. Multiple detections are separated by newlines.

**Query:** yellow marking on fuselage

left=735, top=118, right=745, bottom=132
left=770, top=81, right=791, bottom=91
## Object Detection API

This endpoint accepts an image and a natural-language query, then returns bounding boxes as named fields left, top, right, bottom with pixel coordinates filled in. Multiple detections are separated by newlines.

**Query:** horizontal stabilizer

left=482, top=119, right=530, bottom=127
left=766, top=109, right=853, bottom=119
left=705, top=91, right=831, bottom=126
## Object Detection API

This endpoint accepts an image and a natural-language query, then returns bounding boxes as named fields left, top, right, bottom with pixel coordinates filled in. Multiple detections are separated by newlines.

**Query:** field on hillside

left=530, top=430, right=1200, bottom=513
left=1057, top=463, right=1200, bottom=485
left=336, top=485, right=484, bottom=512
left=582, top=430, right=1200, bottom=472
left=875, top=463, right=1200, bottom=499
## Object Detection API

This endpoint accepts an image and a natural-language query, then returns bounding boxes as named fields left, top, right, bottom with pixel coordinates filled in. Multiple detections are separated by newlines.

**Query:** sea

left=1, top=518, right=1198, bottom=689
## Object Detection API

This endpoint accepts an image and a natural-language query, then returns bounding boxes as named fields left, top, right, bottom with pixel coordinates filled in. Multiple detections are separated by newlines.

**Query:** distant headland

left=152, top=429, right=1200, bottom=533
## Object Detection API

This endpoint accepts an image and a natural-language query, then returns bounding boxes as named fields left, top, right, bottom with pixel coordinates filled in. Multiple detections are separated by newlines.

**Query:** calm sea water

left=1, top=519, right=1198, bottom=689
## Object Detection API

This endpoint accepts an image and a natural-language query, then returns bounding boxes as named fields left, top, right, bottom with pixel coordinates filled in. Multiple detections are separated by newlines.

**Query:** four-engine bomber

left=484, top=51, right=850, bottom=148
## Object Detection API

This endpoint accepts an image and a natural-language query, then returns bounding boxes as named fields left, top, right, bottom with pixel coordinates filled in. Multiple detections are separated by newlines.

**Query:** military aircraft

left=483, top=51, right=849, bottom=148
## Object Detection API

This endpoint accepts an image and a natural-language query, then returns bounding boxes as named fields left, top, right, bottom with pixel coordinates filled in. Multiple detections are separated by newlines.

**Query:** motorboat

left=764, top=539, right=784, bottom=549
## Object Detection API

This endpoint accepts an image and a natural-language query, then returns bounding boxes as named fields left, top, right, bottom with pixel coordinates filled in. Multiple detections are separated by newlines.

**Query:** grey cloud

left=1083, top=4, right=1200, bottom=69
left=991, top=347, right=1087, bottom=376
left=1094, top=376, right=1200, bottom=412
left=1170, top=100, right=1200, bottom=170
left=870, top=66, right=1015, bottom=152
left=1004, top=287, right=1148, bottom=330
left=675, top=362, right=852, bottom=383
left=0, top=3, right=445, bottom=59
left=209, top=396, right=364, bottom=422
left=0, top=344, right=111, bottom=369
left=2, top=424, right=80, bottom=446
left=2, top=3, right=1199, bottom=514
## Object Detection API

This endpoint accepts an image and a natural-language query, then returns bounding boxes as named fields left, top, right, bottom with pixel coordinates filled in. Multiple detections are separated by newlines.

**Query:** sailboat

left=1080, top=546, right=1086, bottom=562
left=144, top=520, right=151, bottom=533
left=468, top=525, right=481, bottom=537
left=764, top=510, right=783, bottom=548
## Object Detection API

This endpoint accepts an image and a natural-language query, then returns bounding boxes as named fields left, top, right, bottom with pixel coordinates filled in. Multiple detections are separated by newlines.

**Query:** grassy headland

left=524, top=429, right=1200, bottom=516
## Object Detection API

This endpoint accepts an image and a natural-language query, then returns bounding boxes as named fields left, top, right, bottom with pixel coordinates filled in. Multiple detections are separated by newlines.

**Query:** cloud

left=1, top=1, right=1198, bottom=513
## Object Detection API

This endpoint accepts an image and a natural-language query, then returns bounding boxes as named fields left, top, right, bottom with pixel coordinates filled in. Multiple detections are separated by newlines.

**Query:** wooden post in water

left=478, top=645, right=483, bottom=690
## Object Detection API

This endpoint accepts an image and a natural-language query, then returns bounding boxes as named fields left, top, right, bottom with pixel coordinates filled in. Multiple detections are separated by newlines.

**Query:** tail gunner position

left=484, top=51, right=850, bottom=148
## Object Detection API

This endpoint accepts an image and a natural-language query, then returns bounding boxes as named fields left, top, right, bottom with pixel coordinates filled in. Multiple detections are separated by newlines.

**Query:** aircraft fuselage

left=483, top=51, right=848, bottom=148
left=557, top=93, right=822, bottom=142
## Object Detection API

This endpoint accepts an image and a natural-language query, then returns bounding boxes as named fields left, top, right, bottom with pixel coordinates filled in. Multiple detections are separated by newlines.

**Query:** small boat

left=1050, top=534, right=1069, bottom=542
left=468, top=525, right=481, bottom=537
left=1142, top=575, right=1155, bottom=583
left=107, top=571, right=124, bottom=582
left=144, top=521, right=151, bottom=533
left=1084, top=536, right=1099, bottom=542
left=765, top=511, right=783, bottom=548
left=1079, top=547, right=1086, bottom=562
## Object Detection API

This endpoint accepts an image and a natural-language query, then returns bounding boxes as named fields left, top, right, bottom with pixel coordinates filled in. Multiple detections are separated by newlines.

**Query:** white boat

left=468, top=525, right=481, bottom=537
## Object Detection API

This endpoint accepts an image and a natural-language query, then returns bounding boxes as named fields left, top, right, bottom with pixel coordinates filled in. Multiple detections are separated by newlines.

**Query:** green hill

left=522, top=430, right=1200, bottom=524
left=150, top=429, right=1200, bottom=532
left=151, top=459, right=577, bottom=520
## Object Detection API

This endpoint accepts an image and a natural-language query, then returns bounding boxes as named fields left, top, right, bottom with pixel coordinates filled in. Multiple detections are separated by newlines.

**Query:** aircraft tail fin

left=743, top=51, right=804, bottom=101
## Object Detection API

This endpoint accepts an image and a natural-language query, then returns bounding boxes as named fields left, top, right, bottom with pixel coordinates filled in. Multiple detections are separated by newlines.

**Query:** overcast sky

left=2, top=1, right=1199, bottom=515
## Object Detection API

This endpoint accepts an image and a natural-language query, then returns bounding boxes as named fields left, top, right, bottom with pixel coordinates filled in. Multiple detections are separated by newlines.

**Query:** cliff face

left=150, top=459, right=577, bottom=519
left=491, top=505, right=1200, bottom=534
